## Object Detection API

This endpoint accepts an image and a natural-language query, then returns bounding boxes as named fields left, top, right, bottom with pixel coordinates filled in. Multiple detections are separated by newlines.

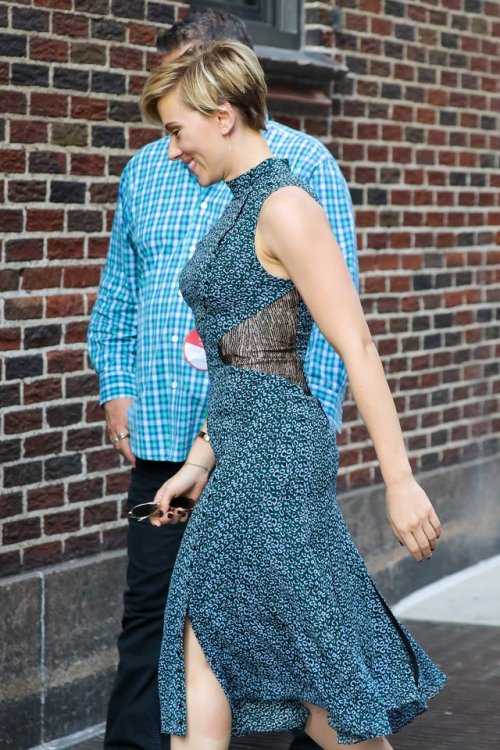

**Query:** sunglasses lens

left=129, top=502, right=159, bottom=519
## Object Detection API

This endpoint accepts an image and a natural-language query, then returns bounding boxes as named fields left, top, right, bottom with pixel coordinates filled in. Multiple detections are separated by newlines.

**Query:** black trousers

left=104, top=458, right=320, bottom=750
left=105, top=458, right=185, bottom=750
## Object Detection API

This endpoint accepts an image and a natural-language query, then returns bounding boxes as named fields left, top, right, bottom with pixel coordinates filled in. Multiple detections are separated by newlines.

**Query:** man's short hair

left=156, top=7, right=253, bottom=55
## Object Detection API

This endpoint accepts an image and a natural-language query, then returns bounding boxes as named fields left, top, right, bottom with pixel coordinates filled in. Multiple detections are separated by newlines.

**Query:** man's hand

left=104, top=397, right=136, bottom=466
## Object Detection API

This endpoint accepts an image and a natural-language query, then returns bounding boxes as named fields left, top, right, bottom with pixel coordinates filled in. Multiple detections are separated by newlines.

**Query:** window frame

left=194, top=0, right=302, bottom=50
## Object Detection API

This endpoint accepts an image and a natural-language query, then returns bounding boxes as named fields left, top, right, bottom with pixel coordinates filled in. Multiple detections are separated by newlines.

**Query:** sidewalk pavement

left=57, top=555, right=500, bottom=750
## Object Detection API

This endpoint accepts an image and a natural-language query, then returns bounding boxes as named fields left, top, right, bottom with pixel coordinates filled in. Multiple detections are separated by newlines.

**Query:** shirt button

left=171, top=381, right=178, bottom=389
left=171, top=335, right=179, bottom=343
left=189, top=244, right=196, bottom=254
left=200, top=201, right=208, bottom=211
left=178, top=290, right=183, bottom=297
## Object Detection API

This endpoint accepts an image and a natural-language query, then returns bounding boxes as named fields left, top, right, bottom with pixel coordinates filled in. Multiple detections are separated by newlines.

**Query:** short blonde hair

left=140, top=41, right=267, bottom=131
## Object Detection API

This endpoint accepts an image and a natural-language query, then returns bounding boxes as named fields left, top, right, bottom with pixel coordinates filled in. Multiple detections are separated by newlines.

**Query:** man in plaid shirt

left=88, top=9, right=358, bottom=750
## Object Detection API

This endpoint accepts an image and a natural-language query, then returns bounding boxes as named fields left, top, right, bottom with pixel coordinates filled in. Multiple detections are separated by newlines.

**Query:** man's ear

left=217, top=101, right=236, bottom=136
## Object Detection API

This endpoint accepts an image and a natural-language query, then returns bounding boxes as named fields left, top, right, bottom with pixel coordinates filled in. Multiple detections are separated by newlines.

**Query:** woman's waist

left=207, top=367, right=329, bottom=427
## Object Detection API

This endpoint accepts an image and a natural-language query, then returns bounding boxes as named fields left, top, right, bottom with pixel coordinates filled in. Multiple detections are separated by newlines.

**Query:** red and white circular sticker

left=183, top=329, right=207, bottom=371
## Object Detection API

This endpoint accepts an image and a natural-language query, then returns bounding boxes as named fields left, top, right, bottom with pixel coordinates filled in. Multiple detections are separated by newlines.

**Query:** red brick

left=66, top=426, right=103, bottom=451
left=35, top=0, right=72, bottom=7
left=110, top=46, right=144, bottom=70
left=31, top=92, right=68, bottom=117
left=24, top=430, right=63, bottom=456
left=68, top=477, right=103, bottom=504
left=105, top=471, right=130, bottom=495
left=129, top=23, right=157, bottom=46
left=65, top=321, right=88, bottom=343
left=88, top=237, right=109, bottom=258
left=86, top=448, right=121, bottom=472
left=0, top=270, right=21, bottom=292
left=1, top=149, right=26, bottom=172
left=23, top=542, right=63, bottom=571
left=22, top=267, right=62, bottom=290
left=3, top=518, right=41, bottom=545
left=30, top=37, right=69, bottom=62
left=392, top=105, right=413, bottom=122
left=45, top=510, right=81, bottom=535
left=47, top=349, right=85, bottom=373
left=47, top=237, right=84, bottom=259
left=345, top=12, right=368, bottom=32
left=370, top=16, right=392, bottom=35
left=64, top=532, right=101, bottom=559
left=71, top=96, right=107, bottom=120
left=10, top=120, right=48, bottom=144
left=6, top=238, right=44, bottom=261
left=46, top=294, right=85, bottom=317
left=26, top=209, right=64, bottom=232
left=4, top=297, right=43, bottom=320
left=129, top=127, right=161, bottom=149
left=84, top=501, right=117, bottom=526
left=0, top=210, right=24, bottom=232
left=85, top=399, right=104, bottom=423
left=4, top=409, right=43, bottom=434
left=0, top=90, right=27, bottom=114
left=0, top=327, right=21, bottom=351
left=62, top=266, right=100, bottom=289
left=70, top=154, right=105, bottom=176
left=367, top=145, right=388, bottom=162
left=24, top=378, right=63, bottom=404
left=52, top=12, right=89, bottom=38
left=103, top=525, right=127, bottom=550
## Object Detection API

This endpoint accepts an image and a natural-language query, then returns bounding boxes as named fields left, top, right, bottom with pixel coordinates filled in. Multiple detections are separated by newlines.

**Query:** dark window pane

left=196, top=0, right=301, bottom=50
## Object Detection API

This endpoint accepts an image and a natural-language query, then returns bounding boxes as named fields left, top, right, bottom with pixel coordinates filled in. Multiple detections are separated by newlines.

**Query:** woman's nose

left=168, top=140, right=182, bottom=161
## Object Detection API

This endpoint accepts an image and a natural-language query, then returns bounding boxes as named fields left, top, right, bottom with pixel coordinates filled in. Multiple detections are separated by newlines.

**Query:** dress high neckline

left=226, top=157, right=288, bottom=199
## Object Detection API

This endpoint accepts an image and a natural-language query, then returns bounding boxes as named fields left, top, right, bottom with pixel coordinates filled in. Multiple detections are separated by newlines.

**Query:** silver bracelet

left=185, top=461, right=210, bottom=474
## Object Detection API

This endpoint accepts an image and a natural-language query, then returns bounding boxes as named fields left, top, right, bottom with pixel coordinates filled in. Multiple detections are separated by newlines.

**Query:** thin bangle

left=185, top=461, right=210, bottom=474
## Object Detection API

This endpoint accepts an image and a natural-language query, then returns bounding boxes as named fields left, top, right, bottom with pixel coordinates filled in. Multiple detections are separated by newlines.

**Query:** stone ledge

left=256, top=45, right=347, bottom=83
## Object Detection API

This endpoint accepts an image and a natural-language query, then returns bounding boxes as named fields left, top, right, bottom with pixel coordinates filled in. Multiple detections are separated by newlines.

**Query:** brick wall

left=332, top=0, right=499, bottom=492
left=1, top=0, right=499, bottom=578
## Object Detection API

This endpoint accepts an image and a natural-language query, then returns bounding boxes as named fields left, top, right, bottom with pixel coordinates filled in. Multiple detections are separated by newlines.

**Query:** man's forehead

left=161, top=43, right=194, bottom=64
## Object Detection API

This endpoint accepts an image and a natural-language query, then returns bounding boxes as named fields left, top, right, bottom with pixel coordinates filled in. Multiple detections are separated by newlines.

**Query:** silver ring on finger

left=112, top=431, right=130, bottom=444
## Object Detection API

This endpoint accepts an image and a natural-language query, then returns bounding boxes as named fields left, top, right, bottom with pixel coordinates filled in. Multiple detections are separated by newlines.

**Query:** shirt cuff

left=98, top=372, right=137, bottom=405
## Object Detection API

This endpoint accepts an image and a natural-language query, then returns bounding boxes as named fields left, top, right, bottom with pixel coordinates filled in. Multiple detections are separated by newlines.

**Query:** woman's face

left=157, top=88, right=228, bottom=187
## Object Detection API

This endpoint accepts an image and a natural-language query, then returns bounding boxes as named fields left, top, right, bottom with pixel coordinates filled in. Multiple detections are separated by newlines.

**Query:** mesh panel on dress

left=218, top=288, right=311, bottom=394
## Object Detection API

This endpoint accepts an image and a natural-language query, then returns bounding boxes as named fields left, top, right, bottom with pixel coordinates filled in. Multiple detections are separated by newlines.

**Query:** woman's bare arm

left=257, top=187, right=441, bottom=561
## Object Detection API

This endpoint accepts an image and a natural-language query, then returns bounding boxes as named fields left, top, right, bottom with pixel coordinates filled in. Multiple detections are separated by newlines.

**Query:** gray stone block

left=0, top=575, right=42, bottom=749
left=43, top=553, right=126, bottom=740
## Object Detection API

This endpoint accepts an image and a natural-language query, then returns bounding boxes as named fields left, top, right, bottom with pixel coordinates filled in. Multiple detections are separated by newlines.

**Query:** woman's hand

left=149, top=463, right=210, bottom=527
left=386, top=477, right=442, bottom=562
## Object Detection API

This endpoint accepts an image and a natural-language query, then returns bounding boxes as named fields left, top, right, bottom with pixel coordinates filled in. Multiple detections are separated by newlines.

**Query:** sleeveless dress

left=158, top=158, right=445, bottom=744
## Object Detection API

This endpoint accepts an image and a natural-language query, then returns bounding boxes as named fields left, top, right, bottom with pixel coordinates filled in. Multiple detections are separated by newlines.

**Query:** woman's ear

left=217, top=101, right=236, bottom=136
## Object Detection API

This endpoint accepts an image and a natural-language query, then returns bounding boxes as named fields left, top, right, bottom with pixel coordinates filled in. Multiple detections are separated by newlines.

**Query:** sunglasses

left=128, top=496, right=196, bottom=521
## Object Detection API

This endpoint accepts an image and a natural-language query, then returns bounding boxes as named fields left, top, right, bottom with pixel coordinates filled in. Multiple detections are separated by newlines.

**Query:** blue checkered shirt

left=88, top=120, right=358, bottom=461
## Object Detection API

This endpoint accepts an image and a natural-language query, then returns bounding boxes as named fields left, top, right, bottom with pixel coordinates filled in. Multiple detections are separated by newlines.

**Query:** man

left=88, top=8, right=358, bottom=750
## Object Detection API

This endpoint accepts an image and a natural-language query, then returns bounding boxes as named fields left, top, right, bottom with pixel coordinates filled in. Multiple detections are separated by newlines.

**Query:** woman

left=140, top=42, right=445, bottom=749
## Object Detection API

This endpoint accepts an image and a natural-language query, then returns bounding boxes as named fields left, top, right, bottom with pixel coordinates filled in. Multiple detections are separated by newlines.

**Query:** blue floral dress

left=158, top=158, right=445, bottom=744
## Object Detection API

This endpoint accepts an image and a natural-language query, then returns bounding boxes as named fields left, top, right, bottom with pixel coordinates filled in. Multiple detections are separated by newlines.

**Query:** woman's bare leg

left=304, top=702, right=393, bottom=750
left=171, top=620, right=232, bottom=750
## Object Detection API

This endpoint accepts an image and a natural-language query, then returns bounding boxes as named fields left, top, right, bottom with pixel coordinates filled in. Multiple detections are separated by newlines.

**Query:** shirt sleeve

left=87, top=166, right=138, bottom=405
left=303, top=154, right=359, bottom=431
